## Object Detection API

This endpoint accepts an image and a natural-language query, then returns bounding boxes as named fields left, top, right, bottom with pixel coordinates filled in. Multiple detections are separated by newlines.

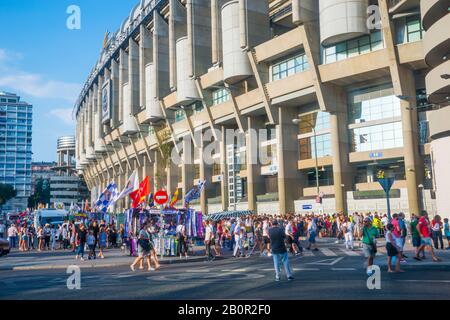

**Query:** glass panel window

left=271, top=52, right=309, bottom=81
left=348, top=85, right=401, bottom=124
left=174, top=109, right=186, bottom=122
left=299, top=111, right=331, bottom=134
left=212, top=88, right=230, bottom=106
left=300, top=133, right=332, bottom=160
left=323, top=31, right=384, bottom=64
left=351, top=122, right=403, bottom=152
left=406, top=17, right=423, bottom=43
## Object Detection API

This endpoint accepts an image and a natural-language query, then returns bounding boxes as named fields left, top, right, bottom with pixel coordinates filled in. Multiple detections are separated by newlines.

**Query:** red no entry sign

left=154, top=190, right=169, bottom=205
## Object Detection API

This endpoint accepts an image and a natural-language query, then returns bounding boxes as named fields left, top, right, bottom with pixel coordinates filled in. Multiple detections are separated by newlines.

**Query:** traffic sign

left=154, top=190, right=169, bottom=205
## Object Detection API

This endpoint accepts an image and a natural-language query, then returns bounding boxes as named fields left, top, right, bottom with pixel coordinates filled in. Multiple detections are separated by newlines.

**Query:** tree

left=0, top=183, right=17, bottom=206
left=155, top=127, right=174, bottom=190
left=28, top=178, right=51, bottom=209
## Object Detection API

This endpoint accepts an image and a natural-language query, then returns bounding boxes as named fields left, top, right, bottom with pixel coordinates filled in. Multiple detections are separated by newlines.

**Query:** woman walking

left=130, top=222, right=153, bottom=271
left=385, top=223, right=404, bottom=273
left=75, top=224, right=87, bottom=261
left=98, top=227, right=107, bottom=259
left=37, top=226, right=44, bottom=251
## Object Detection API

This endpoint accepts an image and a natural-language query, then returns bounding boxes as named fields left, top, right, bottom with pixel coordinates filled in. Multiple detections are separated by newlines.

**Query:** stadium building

left=74, top=0, right=450, bottom=217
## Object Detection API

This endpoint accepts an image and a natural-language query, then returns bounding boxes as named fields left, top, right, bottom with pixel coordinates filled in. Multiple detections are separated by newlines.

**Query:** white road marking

left=260, top=268, right=320, bottom=272
left=187, top=269, right=211, bottom=273
left=396, top=280, right=450, bottom=284
left=301, top=251, right=314, bottom=257
left=307, top=257, right=344, bottom=266
left=338, top=248, right=360, bottom=256
left=221, top=269, right=247, bottom=272
left=331, top=268, right=357, bottom=271
left=319, top=248, right=338, bottom=256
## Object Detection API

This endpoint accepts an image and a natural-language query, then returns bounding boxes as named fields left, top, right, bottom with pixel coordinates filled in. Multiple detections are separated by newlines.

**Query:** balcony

left=421, top=0, right=450, bottom=31
left=389, top=0, right=420, bottom=14
left=423, top=13, right=450, bottom=68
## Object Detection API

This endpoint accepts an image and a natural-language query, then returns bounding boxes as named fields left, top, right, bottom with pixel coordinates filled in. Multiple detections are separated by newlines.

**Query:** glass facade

left=300, top=133, right=332, bottom=160
left=271, top=52, right=309, bottom=81
left=323, top=31, right=384, bottom=64
left=299, top=111, right=331, bottom=133
left=348, top=85, right=403, bottom=152
left=0, top=92, right=33, bottom=211
left=212, top=88, right=230, bottom=106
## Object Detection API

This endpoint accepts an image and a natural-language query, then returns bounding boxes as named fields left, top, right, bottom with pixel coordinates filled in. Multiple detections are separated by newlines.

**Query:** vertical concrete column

left=277, top=107, right=301, bottom=214
left=200, top=138, right=213, bottom=214
left=246, top=116, right=265, bottom=212
left=220, top=126, right=228, bottom=211
left=211, top=0, right=221, bottom=65
left=119, top=49, right=129, bottom=124
left=139, top=25, right=152, bottom=109
left=167, top=159, right=179, bottom=196
left=400, top=70, right=422, bottom=215
left=111, top=59, right=120, bottom=128
left=182, top=137, right=195, bottom=204
left=153, top=150, right=164, bottom=191
left=129, top=39, right=140, bottom=115
left=103, top=67, right=112, bottom=134
left=329, top=88, right=353, bottom=214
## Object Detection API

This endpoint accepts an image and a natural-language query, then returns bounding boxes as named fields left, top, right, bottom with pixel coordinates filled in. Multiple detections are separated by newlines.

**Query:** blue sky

left=0, top=0, right=137, bottom=161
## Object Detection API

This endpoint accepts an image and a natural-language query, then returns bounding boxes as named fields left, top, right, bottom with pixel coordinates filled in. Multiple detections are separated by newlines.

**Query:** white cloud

left=49, top=108, right=74, bottom=125
left=0, top=48, right=81, bottom=103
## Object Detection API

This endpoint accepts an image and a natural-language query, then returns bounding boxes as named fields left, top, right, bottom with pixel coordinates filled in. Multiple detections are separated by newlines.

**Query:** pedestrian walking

left=362, top=217, right=379, bottom=276
left=28, top=223, right=36, bottom=250
left=75, top=224, right=87, bottom=261
left=87, top=230, right=96, bottom=260
left=386, top=223, right=404, bottom=273
left=176, top=219, right=188, bottom=259
left=415, top=212, right=441, bottom=262
left=0, top=221, right=5, bottom=239
left=98, top=227, right=107, bottom=259
left=43, top=224, right=51, bottom=251
left=444, top=218, right=450, bottom=250
left=269, top=220, right=294, bottom=282
left=343, top=217, right=354, bottom=250
left=410, top=214, right=425, bottom=260
left=130, top=222, right=153, bottom=272
left=431, top=215, right=444, bottom=250
left=204, top=220, right=215, bottom=261
left=7, top=224, right=18, bottom=249
left=306, top=217, right=318, bottom=251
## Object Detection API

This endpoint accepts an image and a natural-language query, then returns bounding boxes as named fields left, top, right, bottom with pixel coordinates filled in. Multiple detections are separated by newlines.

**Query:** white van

left=34, top=209, right=69, bottom=229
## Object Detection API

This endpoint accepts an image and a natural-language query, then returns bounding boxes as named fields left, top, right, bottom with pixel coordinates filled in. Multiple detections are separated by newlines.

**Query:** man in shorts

left=415, top=211, right=440, bottom=262
left=410, top=214, right=424, bottom=260
left=362, top=217, right=379, bottom=275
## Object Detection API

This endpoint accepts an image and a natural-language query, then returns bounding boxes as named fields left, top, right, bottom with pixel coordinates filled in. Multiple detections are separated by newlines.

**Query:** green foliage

left=0, top=183, right=17, bottom=206
left=27, top=178, right=51, bottom=209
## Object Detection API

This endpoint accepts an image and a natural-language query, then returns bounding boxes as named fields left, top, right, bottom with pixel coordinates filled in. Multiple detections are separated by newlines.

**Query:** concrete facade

left=74, top=0, right=447, bottom=218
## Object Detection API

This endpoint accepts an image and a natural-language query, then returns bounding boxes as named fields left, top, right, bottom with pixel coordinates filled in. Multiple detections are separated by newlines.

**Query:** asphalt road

left=1, top=245, right=450, bottom=300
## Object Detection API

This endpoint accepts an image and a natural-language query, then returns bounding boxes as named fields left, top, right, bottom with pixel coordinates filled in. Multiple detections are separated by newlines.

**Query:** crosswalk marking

left=339, top=248, right=360, bottom=256
left=301, top=250, right=314, bottom=257
left=319, top=248, right=338, bottom=256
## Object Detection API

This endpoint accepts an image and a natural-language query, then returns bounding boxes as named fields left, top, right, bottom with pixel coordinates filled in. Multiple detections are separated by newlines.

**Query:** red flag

left=130, top=177, right=150, bottom=209
left=84, top=199, right=89, bottom=212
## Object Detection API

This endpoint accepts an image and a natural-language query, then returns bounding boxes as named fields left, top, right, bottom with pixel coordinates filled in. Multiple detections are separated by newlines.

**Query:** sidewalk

left=0, top=246, right=226, bottom=271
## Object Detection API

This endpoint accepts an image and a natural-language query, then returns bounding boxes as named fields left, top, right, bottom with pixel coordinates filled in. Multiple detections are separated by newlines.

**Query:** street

left=1, top=241, right=449, bottom=300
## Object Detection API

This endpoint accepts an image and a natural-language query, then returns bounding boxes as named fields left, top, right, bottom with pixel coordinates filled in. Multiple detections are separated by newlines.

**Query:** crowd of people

left=2, top=210, right=449, bottom=280
left=200, top=211, right=449, bottom=278
left=0, top=219, right=125, bottom=261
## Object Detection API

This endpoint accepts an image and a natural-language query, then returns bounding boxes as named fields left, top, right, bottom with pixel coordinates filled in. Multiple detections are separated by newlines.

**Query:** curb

left=8, top=255, right=226, bottom=271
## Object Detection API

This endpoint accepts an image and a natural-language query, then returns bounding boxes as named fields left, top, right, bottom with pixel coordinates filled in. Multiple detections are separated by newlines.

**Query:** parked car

left=0, top=238, right=10, bottom=257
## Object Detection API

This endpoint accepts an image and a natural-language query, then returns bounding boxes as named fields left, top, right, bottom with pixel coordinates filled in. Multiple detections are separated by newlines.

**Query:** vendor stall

left=207, top=210, right=253, bottom=222
left=124, top=207, right=204, bottom=257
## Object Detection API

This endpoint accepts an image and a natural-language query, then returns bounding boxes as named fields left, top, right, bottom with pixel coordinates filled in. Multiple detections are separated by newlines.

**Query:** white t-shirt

left=285, top=224, right=293, bottom=236
left=205, top=225, right=213, bottom=240
left=176, top=224, right=185, bottom=235
left=262, top=222, right=269, bottom=237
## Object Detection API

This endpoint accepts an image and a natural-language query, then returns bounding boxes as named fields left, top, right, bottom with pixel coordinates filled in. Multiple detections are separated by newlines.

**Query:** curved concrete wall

left=122, top=82, right=139, bottom=134
left=421, top=0, right=449, bottom=31
left=425, top=59, right=450, bottom=105
left=145, top=63, right=164, bottom=121
left=292, top=0, right=318, bottom=25
left=424, top=13, right=450, bottom=68
left=57, top=136, right=76, bottom=150
left=319, top=0, right=369, bottom=46
left=176, top=36, right=201, bottom=104
left=221, top=0, right=253, bottom=84
left=431, top=136, right=450, bottom=219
